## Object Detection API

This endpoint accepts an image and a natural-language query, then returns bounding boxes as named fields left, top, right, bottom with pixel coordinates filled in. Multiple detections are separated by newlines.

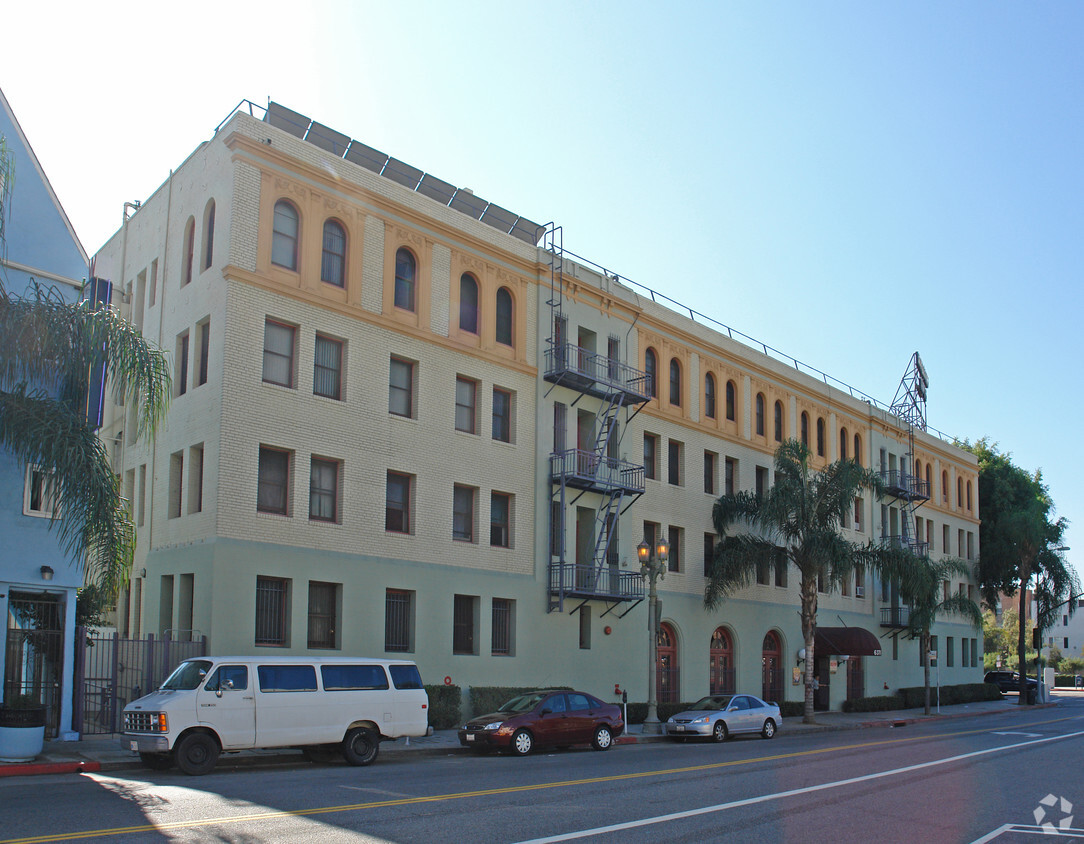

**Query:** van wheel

left=302, top=745, right=339, bottom=764
left=174, top=733, right=220, bottom=776
left=139, top=752, right=174, bottom=771
left=342, top=728, right=380, bottom=766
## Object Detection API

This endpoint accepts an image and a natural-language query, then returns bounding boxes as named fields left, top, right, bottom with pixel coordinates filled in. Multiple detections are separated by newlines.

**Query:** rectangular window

left=455, top=376, right=478, bottom=434
left=643, top=521, right=659, bottom=560
left=961, top=638, right=969, bottom=668
left=492, top=387, right=513, bottom=443
left=385, top=471, right=412, bottom=533
left=176, top=331, right=189, bottom=397
left=967, top=531, right=974, bottom=560
left=168, top=450, right=183, bottom=519
left=958, top=529, right=965, bottom=557
left=453, top=484, right=476, bottom=542
left=704, top=450, right=717, bottom=495
left=384, top=589, right=414, bottom=652
left=841, top=574, right=850, bottom=596
left=667, top=526, right=682, bottom=573
left=196, top=319, right=210, bottom=387
left=553, top=402, right=567, bottom=452
left=579, top=605, right=592, bottom=649
left=23, top=465, right=59, bottom=518
left=389, top=357, right=414, bottom=418
left=149, top=258, right=158, bottom=306
left=187, top=444, right=204, bottom=514
left=756, top=466, right=769, bottom=497
left=490, top=492, right=511, bottom=548
left=309, top=457, right=340, bottom=522
left=946, top=637, right=954, bottom=667
left=492, top=598, right=514, bottom=656
left=725, top=457, right=737, bottom=495
left=138, top=463, right=147, bottom=527
left=262, top=320, right=296, bottom=388
left=972, top=638, right=978, bottom=668
left=307, top=581, right=339, bottom=649
left=255, top=576, right=288, bottom=646
left=756, top=558, right=770, bottom=585
left=644, top=433, right=658, bottom=481
left=314, top=334, right=344, bottom=400
left=668, top=440, right=683, bottom=486
left=550, top=501, right=563, bottom=557
left=453, top=594, right=478, bottom=655
left=774, top=547, right=788, bottom=587
left=855, top=564, right=866, bottom=597
left=704, top=533, right=715, bottom=576
left=257, top=446, right=290, bottom=515
left=854, top=497, right=863, bottom=532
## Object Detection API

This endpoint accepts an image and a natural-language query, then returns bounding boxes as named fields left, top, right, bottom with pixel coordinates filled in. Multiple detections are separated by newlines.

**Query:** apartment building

left=92, top=101, right=983, bottom=712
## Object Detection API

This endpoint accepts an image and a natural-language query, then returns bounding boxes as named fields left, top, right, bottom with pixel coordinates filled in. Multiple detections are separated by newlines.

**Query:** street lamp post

left=638, top=536, right=670, bottom=735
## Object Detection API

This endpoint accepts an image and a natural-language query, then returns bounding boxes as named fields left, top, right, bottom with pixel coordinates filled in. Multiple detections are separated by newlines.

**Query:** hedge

left=467, top=686, right=573, bottom=720
left=841, top=694, right=905, bottom=713
left=896, top=682, right=1002, bottom=708
left=424, top=684, right=462, bottom=730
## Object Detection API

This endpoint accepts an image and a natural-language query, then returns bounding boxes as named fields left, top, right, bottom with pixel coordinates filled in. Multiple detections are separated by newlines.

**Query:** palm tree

left=705, top=439, right=886, bottom=724
left=887, top=553, right=983, bottom=714
left=0, top=279, right=171, bottom=592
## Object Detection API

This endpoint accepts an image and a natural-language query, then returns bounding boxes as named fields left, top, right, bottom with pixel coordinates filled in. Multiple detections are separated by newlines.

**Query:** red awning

left=814, top=627, right=882, bottom=657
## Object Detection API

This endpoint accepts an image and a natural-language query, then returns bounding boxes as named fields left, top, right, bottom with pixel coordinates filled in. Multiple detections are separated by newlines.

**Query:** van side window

left=257, top=664, right=318, bottom=692
left=320, top=664, right=389, bottom=691
left=204, top=665, right=248, bottom=692
left=389, top=664, right=424, bottom=690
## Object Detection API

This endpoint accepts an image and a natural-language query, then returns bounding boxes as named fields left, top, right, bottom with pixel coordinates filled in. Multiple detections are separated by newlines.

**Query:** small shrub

left=841, top=694, right=904, bottom=713
left=424, top=684, right=461, bottom=730
left=779, top=701, right=805, bottom=718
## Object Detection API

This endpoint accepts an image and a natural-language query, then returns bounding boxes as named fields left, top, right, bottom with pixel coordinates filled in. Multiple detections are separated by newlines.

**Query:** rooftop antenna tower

left=884, top=352, right=932, bottom=562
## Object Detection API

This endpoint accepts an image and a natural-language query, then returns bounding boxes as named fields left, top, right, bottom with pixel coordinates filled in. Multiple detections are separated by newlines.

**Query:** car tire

left=511, top=729, right=533, bottom=756
left=342, top=727, right=380, bottom=766
left=712, top=721, right=728, bottom=743
left=592, top=725, right=613, bottom=751
left=761, top=719, right=776, bottom=739
left=139, top=752, right=174, bottom=771
left=174, top=732, right=220, bottom=776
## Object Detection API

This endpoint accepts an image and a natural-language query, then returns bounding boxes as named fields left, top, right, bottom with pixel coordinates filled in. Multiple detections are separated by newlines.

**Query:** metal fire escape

left=881, top=352, right=932, bottom=630
left=543, top=224, right=649, bottom=615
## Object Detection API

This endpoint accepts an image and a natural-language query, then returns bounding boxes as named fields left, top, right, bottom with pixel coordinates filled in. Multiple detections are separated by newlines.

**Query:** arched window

left=854, top=433, right=862, bottom=466
left=704, top=373, right=716, bottom=419
left=657, top=622, right=678, bottom=704
left=957, top=477, right=964, bottom=508
left=669, top=358, right=681, bottom=406
left=495, top=287, right=514, bottom=346
left=816, top=417, right=826, bottom=456
left=725, top=380, right=736, bottom=421
left=394, top=247, right=416, bottom=311
left=271, top=200, right=299, bottom=270
left=966, top=480, right=972, bottom=511
left=202, top=200, right=216, bottom=271
left=801, top=412, right=809, bottom=447
left=182, top=216, right=195, bottom=286
left=321, top=220, right=346, bottom=287
left=840, top=428, right=848, bottom=461
left=459, top=273, right=479, bottom=333
left=645, top=349, right=657, bottom=398
left=942, top=470, right=949, bottom=503
left=709, top=627, right=734, bottom=695
left=774, top=401, right=784, bottom=442
left=762, top=631, right=783, bottom=704
left=755, top=393, right=766, bottom=436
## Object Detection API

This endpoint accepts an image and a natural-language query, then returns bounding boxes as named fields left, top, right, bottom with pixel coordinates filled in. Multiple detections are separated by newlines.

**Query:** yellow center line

left=4, top=713, right=1080, bottom=844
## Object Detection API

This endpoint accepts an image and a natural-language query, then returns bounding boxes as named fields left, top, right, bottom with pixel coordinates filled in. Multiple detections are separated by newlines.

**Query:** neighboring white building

left=91, top=101, right=983, bottom=713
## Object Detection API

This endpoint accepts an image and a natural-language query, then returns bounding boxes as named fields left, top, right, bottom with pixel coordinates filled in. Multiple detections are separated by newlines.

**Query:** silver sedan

left=665, top=694, right=781, bottom=742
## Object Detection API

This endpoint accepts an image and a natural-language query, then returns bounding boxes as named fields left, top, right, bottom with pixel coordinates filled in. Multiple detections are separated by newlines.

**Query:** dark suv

left=985, top=671, right=1038, bottom=702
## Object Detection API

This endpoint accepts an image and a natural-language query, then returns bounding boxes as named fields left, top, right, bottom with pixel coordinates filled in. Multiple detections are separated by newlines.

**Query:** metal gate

left=4, top=592, right=64, bottom=739
left=74, top=630, right=207, bottom=735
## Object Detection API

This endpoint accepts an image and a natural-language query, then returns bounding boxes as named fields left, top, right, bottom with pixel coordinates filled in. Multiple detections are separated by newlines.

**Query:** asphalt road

left=3, top=700, right=1083, bottom=843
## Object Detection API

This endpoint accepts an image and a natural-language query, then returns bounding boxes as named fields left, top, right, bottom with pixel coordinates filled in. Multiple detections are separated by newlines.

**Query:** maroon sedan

left=458, top=689, right=624, bottom=756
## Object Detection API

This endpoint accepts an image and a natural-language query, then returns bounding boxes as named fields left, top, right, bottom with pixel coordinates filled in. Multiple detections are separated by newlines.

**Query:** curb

left=0, top=760, right=101, bottom=778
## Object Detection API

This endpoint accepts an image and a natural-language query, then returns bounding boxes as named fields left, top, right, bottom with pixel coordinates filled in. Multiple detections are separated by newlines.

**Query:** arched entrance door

left=656, top=622, right=678, bottom=703
left=709, top=627, right=734, bottom=695
left=761, top=631, right=783, bottom=703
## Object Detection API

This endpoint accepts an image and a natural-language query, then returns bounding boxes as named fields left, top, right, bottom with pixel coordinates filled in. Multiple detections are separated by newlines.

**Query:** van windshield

left=161, top=660, right=213, bottom=690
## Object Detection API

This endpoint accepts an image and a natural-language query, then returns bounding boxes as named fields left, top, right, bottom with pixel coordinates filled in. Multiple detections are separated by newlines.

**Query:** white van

left=120, top=655, right=431, bottom=775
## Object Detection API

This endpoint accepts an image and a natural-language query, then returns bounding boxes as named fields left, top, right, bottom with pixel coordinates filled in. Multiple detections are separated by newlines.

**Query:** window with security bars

left=314, top=335, right=343, bottom=400
left=492, top=598, right=513, bottom=656
left=255, top=577, right=288, bottom=646
left=453, top=594, right=477, bottom=655
left=385, top=589, right=413, bottom=652
left=307, top=581, right=338, bottom=649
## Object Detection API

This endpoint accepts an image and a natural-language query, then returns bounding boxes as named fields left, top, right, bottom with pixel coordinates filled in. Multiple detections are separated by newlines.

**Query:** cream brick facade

left=94, top=103, right=983, bottom=714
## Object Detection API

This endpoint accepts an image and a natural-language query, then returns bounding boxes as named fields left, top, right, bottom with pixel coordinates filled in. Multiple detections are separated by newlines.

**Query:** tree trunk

left=801, top=578, right=818, bottom=724
left=922, top=631, right=931, bottom=716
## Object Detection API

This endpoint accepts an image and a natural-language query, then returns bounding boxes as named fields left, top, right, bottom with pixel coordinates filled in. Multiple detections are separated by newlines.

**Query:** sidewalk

left=2, top=692, right=1073, bottom=778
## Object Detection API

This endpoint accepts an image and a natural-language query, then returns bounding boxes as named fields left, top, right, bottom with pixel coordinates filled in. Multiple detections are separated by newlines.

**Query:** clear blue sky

left=4, top=2, right=1080, bottom=583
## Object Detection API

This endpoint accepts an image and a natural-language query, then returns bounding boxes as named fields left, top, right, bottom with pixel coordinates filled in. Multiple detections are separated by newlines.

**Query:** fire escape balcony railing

left=881, top=535, right=929, bottom=558
left=550, top=449, right=646, bottom=494
left=879, top=469, right=930, bottom=502
left=544, top=343, right=651, bottom=403
left=548, top=562, right=645, bottom=602
left=881, top=606, right=911, bottom=628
